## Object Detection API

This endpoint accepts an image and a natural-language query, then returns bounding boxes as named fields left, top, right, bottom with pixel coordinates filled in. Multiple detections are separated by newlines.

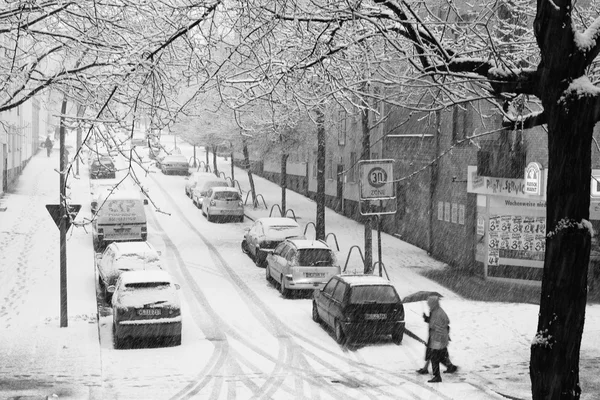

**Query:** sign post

left=358, top=160, right=396, bottom=276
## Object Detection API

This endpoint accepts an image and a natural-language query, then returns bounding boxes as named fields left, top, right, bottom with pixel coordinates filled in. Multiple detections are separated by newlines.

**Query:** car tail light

left=285, top=274, right=293, bottom=281
left=210, top=200, right=216, bottom=206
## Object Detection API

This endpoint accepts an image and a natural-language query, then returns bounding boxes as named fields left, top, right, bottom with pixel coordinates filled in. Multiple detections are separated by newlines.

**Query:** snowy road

left=92, top=161, right=505, bottom=400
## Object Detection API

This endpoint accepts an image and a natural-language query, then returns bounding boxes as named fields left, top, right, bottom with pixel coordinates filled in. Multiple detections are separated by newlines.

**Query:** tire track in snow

left=151, top=174, right=454, bottom=400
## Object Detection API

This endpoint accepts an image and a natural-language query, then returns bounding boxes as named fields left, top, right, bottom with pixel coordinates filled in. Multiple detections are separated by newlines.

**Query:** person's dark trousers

left=47, top=148, right=51, bottom=157
left=430, top=348, right=453, bottom=380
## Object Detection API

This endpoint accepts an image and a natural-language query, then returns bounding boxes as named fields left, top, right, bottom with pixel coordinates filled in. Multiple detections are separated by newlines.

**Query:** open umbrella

left=402, top=290, right=443, bottom=304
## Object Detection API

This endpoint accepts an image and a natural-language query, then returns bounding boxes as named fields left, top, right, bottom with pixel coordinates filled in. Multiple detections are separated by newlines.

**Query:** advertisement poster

left=488, top=215, right=546, bottom=264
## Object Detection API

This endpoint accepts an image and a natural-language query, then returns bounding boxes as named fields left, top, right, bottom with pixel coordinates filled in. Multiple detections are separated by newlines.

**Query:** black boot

left=428, top=375, right=442, bottom=383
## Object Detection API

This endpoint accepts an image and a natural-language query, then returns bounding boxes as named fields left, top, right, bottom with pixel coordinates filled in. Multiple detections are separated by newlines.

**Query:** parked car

left=241, top=217, right=304, bottom=267
left=160, top=154, right=190, bottom=175
left=266, top=239, right=340, bottom=297
left=96, top=241, right=162, bottom=301
left=312, top=274, right=405, bottom=346
left=109, top=270, right=182, bottom=349
left=191, top=177, right=229, bottom=209
left=92, top=190, right=148, bottom=250
left=90, top=157, right=116, bottom=179
left=184, top=171, right=216, bottom=197
left=203, top=187, right=244, bottom=222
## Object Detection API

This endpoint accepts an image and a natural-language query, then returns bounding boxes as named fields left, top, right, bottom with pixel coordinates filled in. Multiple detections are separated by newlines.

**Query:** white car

left=203, top=187, right=244, bottom=222
left=97, top=241, right=162, bottom=301
left=191, top=177, right=229, bottom=209
left=110, top=270, right=182, bottom=349
left=184, top=171, right=216, bottom=198
left=266, top=239, right=340, bottom=297
left=241, top=217, right=305, bottom=267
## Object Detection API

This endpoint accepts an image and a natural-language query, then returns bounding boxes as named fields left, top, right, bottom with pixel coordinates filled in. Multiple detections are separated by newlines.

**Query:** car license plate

left=364, top=313, right=387, bottom=320
left=305, top=272, right=325, bottom=278
left=137, top=309, right=161, bottom=316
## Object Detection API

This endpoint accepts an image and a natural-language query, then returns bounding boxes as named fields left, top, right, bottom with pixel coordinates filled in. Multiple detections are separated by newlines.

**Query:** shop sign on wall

left=524, top=162, right=543, bottom=195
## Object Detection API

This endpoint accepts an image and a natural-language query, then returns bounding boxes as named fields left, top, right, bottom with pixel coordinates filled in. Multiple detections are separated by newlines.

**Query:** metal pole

left=59, top=96, right=68, bottom=328
left=377, top=214, right=382, bottom=277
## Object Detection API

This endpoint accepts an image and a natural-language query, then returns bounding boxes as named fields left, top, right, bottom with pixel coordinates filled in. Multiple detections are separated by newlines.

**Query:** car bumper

left=285, top=280, right=328, bottom=290
left=91, top=171, right=116, bottom=178
left=208, top=208, right=244, bottom=216
left=162, top=167, right=189, bottom=174
left=342, top=320, right=405, bottom=337
left=116, top=318, right=182, bottom=339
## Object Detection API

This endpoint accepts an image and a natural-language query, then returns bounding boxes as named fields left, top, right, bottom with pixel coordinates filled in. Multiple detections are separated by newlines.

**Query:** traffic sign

left=358, top=159, right=395, bottom=200
left=46, top=204, right=81, bottom=231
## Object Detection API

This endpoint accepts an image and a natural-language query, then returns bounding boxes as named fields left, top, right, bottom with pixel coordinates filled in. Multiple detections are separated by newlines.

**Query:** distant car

left=266, top=239, right=340, bottom=297
left=184, top=171, right=216, bottom=197
left=191, top=177, right=229, bottom=209
left=160, top=154, right=190, bottom=175
left=312, top=275, right=405, bottom=346
left=110, top=270, right=182, bottom=349
left=97, top=241, right=162, bottom=301
left=241, top=217, right=304, bottom=267
left=203, top=187, right=244, bottom=223
left=90, top=158, right=116, bottom=179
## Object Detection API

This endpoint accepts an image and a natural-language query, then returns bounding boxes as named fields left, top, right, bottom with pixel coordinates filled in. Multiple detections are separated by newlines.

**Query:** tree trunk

left=281, top=152, right=288, bottom=215
left=212, top=145, right=218, bottom=177
left=205, top=145, right=209, bottom=170
left=193, top=145, right=197, bottom=168
left=230, top=151, right=235, bottom=182
left=529, top=3, right=597, bottom=398
left=242, top=137, right=257, bottom=207
left=315, top=108, right=326, bottom=241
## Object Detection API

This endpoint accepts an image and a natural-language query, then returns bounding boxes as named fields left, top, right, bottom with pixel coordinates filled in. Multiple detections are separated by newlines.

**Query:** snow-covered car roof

left=162, top=154, right=187, bottom=162
left=118, top=270, right=173, bottom=286
left=111, top=241, right=159, bottom=259
left=284, top=239, right=331, bottom=250
left=210, top=187, right=239, bottom=193
left=258, top=217, right=300, bottom=228
left=338, top=274, right=392, bottom=286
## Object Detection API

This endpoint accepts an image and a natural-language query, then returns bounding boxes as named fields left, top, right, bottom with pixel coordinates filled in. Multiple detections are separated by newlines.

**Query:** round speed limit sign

left=359, top=160, right=394, bottom=199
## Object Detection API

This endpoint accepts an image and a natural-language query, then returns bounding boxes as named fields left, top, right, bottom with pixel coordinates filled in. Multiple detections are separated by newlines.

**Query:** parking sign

left=358, top=160, right=394, bottom=200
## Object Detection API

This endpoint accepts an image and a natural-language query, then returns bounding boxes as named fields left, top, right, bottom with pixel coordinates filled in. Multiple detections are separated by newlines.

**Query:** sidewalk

left=0, top=147, right=102, bottom=399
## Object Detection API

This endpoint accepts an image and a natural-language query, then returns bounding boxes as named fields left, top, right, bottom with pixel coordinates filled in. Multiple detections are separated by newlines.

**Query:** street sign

left=358, top=159, right=395, bottom=200
left=46, top=204, right=81, bottom=231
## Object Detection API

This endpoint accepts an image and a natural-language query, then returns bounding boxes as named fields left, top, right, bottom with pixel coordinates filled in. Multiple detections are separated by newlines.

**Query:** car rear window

left=214, top=191, right=240, bottom=200
left=349, top=285, right=400, bottom=304
left=297, top=249, right=333, bottom=266
left=124, top=282, right=170, bottom=290
left=267, top=226, right=301, bottom=235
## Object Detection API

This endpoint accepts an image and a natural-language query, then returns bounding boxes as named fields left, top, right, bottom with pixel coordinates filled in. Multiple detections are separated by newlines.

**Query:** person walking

left=44, top=136, right=53, bottom=157
left=422, top=295, right=458, bottom=383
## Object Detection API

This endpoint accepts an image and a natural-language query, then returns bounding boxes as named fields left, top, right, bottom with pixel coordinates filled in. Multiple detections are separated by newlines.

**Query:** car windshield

left=214, top=191, right=240, bottom=200
left=349, top=285, right=400, bottom=304
left=297, top=249, right=333, bottom=266
left=124, top=282, right=171, bottom=290
left=267, top=225, right=301, bottom=236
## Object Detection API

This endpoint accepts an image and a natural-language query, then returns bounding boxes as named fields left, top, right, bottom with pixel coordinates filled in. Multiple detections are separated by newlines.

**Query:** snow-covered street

left=1, top=137, right=599, bottom=399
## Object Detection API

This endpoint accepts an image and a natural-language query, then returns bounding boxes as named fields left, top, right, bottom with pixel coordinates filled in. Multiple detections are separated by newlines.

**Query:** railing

left=232, top=179, right=243, bottom=193
left=372, top=261, right=390, bottom=280
left=188, top=157, right=200, bottom=168
left=219, top=171, right=227, bottom=180
left=284, top=209, right=297, bottom=221
left=244, top=192, right=267, bottom=209
left=303, top=222, right=316, bottom=237
left=343, top=245, right=365, bottom=273
left=269, top=204, right=283, bottom=217
left=325, top=232, right=340, bottom=251
left=197, top=161, right=211, bottom=173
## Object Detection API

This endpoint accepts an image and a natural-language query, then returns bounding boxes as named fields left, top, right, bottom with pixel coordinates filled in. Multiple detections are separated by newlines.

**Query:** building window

left=452, top=102, right=473, bottom=143
left=338, top=110, right=346, bottom=146
left=349, top=152, right=357, bottom=182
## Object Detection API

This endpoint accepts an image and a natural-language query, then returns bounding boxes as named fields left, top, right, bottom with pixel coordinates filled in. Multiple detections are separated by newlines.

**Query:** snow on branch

left=574, top=15, right=600, bottom=66
left=502, top=110, right=546, bottom=130
left=559, top=76, right=600, bottom=123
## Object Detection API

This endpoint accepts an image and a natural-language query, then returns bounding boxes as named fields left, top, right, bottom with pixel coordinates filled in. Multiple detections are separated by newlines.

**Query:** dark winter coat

left=426, top=305, right=450, bottom=350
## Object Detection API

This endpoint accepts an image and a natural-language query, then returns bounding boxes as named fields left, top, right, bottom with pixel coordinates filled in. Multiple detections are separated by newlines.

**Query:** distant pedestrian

left=44, top=136, right=53, bottom=157
left=422, top=295, right=457, bottom=383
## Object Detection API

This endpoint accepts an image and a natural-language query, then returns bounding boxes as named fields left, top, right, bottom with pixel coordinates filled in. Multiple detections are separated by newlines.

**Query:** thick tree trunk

left=205, top=145, right=209, bottom=169
left=242, top=138, right=257, bottom=207
left=281, top=153, right=288, bottom=214
left=315, top=108, right=325, bottom=241
left=530, top=3, right=595, bottom=399
left=212, top=145, right=218, bottom=177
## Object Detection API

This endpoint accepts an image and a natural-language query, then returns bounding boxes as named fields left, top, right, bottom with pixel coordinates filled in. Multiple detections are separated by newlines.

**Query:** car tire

left=113, top=323, right=124, bottom=349
left=392, top=328, right=404, bottom=345
left=241, top=240, right=249, bottom=255
left=206, top=212, right=213, bottom=222
left=98, top=275, right=104, bottom=289
left=335, top=320, right=347, bottom=345
left=265, top=264, right=274, bottom=283
left=312, top=301, right=321, bottom=323
left=238, top=215, right=244, bottom=223
left=279, top=275, right=289, bottom=298
left=172, top=334, right=182, bottom=346
left=256, top=250, right=266, bottom=268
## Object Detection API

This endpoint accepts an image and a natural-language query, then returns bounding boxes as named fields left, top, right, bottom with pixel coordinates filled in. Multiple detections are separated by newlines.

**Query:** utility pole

left=361, top=88, right=372, bottom=274
left=59, top=96, right=68, bottom=328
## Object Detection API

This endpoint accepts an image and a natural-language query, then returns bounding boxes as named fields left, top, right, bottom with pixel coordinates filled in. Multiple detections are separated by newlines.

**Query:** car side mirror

left=175, top=284, right=181, bottom=290
left=107, top=285, right=116, bottom=293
